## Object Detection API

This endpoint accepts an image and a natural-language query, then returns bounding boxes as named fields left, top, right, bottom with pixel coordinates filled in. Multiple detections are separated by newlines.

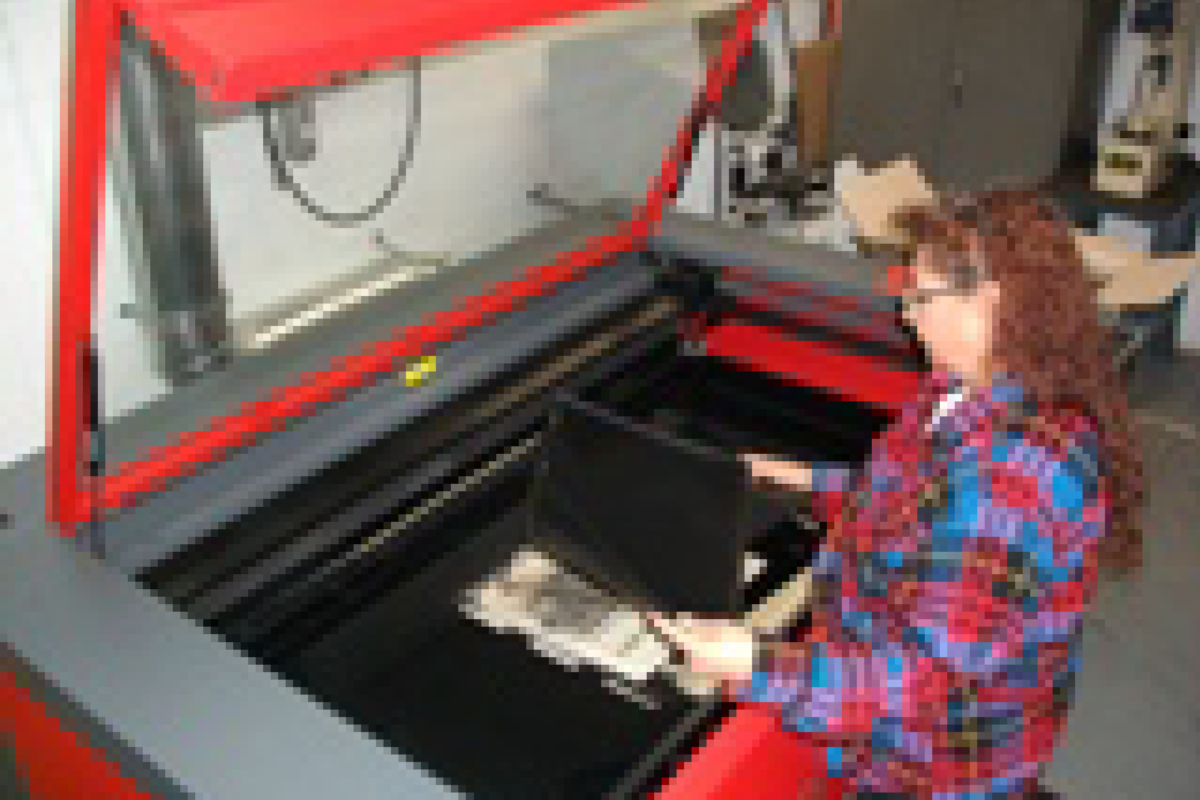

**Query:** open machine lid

left=118, top=0, right=776, bottom=103
left=51, top=0, right=777, bottom=537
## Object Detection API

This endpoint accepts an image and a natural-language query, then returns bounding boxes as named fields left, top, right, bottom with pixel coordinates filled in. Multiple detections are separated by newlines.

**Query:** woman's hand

left=741, top=453, right=813, bottom=493
left=647, top=612, right=756, bottom=682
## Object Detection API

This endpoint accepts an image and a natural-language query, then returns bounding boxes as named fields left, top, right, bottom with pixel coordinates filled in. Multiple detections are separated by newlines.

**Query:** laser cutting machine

left=2, top=2, right=937, bottom=799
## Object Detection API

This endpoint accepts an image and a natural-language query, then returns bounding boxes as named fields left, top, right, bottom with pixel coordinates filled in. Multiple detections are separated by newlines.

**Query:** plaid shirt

left=733, top=370, right=1108, bottom=798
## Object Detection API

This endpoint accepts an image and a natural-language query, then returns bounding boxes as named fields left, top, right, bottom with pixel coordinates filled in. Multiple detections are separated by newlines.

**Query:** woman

left=650, top=188, right=1144, bottom=798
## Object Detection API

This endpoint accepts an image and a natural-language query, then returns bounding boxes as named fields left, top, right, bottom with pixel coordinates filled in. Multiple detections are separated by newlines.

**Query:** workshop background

left=2, top=1, right=1199, bottom=798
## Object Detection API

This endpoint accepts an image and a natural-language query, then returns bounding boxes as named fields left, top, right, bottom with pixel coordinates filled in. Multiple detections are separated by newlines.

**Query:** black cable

left=258, top=61, right=422, bottom=227
left=86, top=343, right=106, bottom=559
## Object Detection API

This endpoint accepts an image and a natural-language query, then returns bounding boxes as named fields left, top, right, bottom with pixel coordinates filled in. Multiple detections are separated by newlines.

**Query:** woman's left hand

left=647, top=612, right=756, bottom=682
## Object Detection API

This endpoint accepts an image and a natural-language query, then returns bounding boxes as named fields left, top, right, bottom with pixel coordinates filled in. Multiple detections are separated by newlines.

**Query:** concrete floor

left=1045, top=352, right=1200, bottom=799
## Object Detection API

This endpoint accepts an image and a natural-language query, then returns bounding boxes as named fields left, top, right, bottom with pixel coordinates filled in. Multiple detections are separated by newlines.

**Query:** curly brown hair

left=890, top=188, right=1145, bottom=577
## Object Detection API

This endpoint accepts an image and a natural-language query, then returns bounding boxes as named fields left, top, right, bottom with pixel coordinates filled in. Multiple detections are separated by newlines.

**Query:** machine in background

left=1095, top=0, right=1199, bottom=198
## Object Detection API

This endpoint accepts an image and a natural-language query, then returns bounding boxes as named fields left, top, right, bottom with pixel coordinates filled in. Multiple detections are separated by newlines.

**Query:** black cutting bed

left=141, top=320, right=893, bottom=800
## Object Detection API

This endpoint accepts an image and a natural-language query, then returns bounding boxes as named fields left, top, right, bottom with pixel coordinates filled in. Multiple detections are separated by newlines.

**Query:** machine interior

left=139, top=299, right=891, bottom=799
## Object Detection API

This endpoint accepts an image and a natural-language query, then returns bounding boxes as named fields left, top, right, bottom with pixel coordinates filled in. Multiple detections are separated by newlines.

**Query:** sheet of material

left=460, top=540, right=816, bottom=702
left=673, top=564, right=816, bottom=699
left=461, top=547, right=674, bottom=688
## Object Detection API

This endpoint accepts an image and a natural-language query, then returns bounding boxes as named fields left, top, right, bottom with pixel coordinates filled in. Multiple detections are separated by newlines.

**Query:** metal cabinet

left=832, top=0, right=1088, bottom=190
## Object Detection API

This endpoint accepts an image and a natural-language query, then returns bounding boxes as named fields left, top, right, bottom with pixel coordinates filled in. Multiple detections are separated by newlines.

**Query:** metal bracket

left=526, top=184, right=628, bottom=222
left=371, top=231, right=452, bottom=269
left=275, top=92, right=319, bottom=164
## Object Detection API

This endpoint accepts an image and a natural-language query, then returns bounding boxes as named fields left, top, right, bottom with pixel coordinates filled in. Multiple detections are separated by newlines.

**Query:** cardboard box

left=837, top=158, right=937, bottom=248
left=793, top=37, right=840, bottom=165
left=1075, top=234, right=1196, bottom=309
left=836, top=158, right=1194, bottom=310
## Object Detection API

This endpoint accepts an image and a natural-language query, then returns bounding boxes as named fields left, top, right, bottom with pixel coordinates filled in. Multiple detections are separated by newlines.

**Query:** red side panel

left=0, top=672, right=156, bottom=799
left=653, top=708, right=845, bottom=800
left=704, top=322, right=923, bottom=413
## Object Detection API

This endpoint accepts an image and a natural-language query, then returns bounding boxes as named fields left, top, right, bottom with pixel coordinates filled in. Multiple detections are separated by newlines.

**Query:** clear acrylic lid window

left=91, top=0, right=813, bottom=516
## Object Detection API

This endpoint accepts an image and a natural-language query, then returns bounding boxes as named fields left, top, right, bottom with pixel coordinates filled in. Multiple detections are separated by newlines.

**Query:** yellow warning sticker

left=404, top=355, right=438, bottom=387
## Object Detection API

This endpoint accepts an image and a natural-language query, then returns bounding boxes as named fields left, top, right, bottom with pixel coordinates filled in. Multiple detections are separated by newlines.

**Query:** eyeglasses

left=897, top=287, right=966, bottom=313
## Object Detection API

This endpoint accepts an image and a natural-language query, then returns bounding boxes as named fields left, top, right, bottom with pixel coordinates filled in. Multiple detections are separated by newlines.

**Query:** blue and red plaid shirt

left=733, top=370, right=1109, bottom=798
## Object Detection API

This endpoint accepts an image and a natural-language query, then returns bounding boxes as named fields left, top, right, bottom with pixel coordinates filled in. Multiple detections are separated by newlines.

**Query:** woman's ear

left=972, top=279, right=1003, bottom=332
left=979, top=278, right=1002, bottom=307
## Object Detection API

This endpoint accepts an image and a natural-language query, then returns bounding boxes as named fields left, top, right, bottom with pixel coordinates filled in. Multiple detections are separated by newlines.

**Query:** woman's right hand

left=740, top=453, right=812, bottom=493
